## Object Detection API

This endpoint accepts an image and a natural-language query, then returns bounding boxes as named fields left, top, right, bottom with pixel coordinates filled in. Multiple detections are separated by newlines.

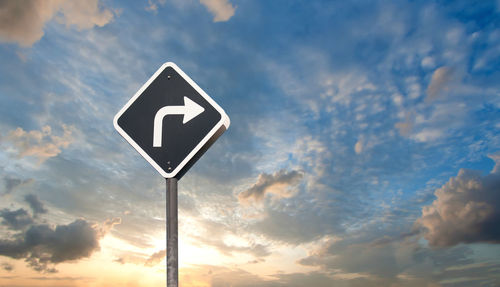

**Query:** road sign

left=113, top=62, right=230, bottom=179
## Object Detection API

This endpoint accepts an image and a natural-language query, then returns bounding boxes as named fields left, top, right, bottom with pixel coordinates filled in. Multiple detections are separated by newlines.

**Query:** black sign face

left=114, top=62, right=230, bottom=178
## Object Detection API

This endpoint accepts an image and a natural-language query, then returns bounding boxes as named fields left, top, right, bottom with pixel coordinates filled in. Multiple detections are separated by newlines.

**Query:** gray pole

left=166, top=178, right=178, bottom=287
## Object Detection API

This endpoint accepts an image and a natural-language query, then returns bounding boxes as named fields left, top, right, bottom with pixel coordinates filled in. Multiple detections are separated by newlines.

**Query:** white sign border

left=113, top=62, right=230, bottom=178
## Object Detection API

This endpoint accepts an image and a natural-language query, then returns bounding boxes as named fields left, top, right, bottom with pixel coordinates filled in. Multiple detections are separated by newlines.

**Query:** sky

left=0, top=0, right=500, bottom=286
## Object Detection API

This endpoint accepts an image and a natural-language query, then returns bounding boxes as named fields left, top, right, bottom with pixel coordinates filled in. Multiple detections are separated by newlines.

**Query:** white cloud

left=199, top=0, right=236, bottom=22
left=405, top=77, right=422, bottom=100
left=0, top=0, right=113, bottom=47
left=421, top=56, right=435, bottom=69
left=411, top=128, right=443, bottom=143
left=392, top=93, right=403, bottom=106
left=322, top=72, right=377, bottom=107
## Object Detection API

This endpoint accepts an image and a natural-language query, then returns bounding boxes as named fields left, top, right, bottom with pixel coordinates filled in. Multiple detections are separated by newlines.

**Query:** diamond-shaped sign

left=113, top=62, right=230, bottom=179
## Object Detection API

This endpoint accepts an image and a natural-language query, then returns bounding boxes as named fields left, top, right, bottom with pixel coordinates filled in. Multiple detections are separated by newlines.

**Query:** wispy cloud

left=144, top=249, right=166, bottom=266
left=1, top=125, right=73, bottom=164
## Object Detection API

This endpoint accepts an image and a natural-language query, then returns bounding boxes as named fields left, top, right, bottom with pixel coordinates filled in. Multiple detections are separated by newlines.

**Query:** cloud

left=296, top=235, right=484, bottom=286
left=354, top=139, right=363, bottom=154
left=298, top=238, right=403, bottom=279
left=144, top=249, right=166, bottom=266
left=491, top=153, right=500, bottom=173
left=252, top=209, right=332, bottom=244
left=97, top=217, right=122, bottom=236
left=1, top=262, right=13, bottom=272
left=0, top=0, right=61, bottom=47
left=145, top=0, right=166, bottom=13
left=238, top=169, right=303, bottom=204
left=181, top=265, right=275, bottom=287
left=411, top=128, right=443, bottom=143
left=58, top=0, right=114, bottom=30
left=395, top=119, right=413, bottom=137
left=2, top=125, right=73, bottom=163
left=416, top=155, right=500, bottom=247
left=199, top=0, right=236, bottom=22
left=2, top=176, right=34, bottom=195
left=0, top=0, right=113, bottom=47
left=24, top=194, right=48, bottom=216
left=0, top=208, right=34, bottom=230
left=425, top=67, right=455, bottom=102
left=190, top=218, right=271, bottom=258
left=197, top=235, right=271, bottom=258
left=0, top=216, right=120, bottom=272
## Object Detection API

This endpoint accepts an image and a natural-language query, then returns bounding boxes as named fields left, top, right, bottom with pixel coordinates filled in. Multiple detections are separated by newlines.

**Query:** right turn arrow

left=153, top=96, right=205, bottom=147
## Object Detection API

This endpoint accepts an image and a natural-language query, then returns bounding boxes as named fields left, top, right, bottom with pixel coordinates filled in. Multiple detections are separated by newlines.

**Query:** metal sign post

left=166, top=178, right=178, bottom=287
left=113, top=62, right=229, bottom=287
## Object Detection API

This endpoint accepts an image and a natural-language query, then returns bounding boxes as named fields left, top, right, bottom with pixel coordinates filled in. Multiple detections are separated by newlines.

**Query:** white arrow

left=153, top=96, right=205, bottom=147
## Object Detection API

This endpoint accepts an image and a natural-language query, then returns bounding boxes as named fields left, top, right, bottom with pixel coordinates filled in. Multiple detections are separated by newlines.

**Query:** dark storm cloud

left=416, top=158, right=500, bottom=247
left=0, top=217, right=119, bottom=272
left=0, top=208, right=33, bottom=230
left=238, top=169, right=303, bottom=203
left=24, top=194, right=48, bottom=216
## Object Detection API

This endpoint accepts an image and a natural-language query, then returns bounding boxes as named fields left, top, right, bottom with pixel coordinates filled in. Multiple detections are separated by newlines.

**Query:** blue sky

left=0, top=0, right=500, bottom=286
